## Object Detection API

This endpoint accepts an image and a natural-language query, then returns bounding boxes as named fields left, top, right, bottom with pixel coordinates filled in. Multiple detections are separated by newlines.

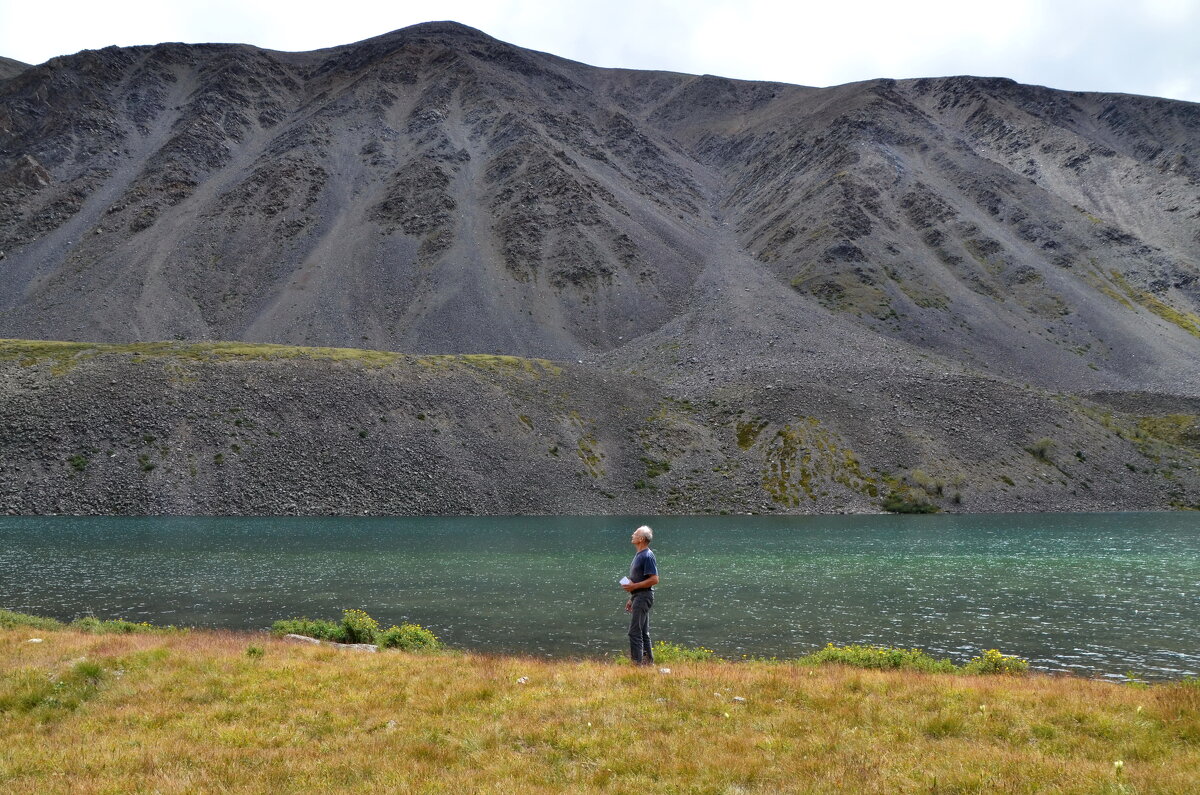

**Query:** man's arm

left=622, top=574, right=659, bottom=592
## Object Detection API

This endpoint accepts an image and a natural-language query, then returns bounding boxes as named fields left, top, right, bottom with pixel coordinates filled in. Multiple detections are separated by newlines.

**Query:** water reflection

left=1, top=513, right=1198, bottom=679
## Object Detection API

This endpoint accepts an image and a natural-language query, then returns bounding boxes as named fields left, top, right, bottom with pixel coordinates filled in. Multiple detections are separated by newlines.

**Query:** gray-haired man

left=622, top=525, right=660, bottom=665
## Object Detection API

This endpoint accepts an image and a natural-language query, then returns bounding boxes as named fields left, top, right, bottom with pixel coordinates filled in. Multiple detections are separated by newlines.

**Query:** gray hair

left=634, top=525, right=653, bottom=542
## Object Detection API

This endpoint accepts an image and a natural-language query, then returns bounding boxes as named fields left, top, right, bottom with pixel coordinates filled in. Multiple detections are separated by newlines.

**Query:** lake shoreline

left=4, top=513, right=1198, bottom=681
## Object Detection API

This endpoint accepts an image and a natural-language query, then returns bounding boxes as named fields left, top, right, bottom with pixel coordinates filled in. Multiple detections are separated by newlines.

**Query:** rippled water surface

left=2, top=514, right=1197, bottom=678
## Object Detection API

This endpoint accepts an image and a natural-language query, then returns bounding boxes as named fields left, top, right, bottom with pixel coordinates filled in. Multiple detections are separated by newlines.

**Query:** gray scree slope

left=0, top=22, right=1198, bottom=515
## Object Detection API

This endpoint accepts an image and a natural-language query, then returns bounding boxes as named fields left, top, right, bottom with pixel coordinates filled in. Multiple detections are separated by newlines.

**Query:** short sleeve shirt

left=629, top=548, right=658, bottom=591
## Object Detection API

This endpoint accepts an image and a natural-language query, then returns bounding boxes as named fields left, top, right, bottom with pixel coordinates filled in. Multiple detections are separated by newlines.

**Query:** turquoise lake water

left=1, top=513, right=1197, bottom=679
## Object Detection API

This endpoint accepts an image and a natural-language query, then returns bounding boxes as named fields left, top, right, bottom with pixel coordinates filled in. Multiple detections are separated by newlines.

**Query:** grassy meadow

left=2, top=622, right=1198, bottom=793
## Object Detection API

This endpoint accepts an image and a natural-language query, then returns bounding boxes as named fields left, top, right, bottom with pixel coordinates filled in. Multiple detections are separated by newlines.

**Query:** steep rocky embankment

left=1, top=22, right=1199, bottom=514
left=3, top=340, right=1198, bottom=515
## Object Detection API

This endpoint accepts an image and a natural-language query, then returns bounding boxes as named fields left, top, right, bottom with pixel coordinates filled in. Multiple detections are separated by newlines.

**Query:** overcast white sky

left=2, top=0, right=1197, bottom=102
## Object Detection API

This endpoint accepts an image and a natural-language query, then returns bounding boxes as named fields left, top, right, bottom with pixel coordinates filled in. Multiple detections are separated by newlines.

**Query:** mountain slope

left=0, top=56, right=29, bottom=81
left=1, top=23, right=1199, bottom=514
left=3, top=339, right=1196, bottom=515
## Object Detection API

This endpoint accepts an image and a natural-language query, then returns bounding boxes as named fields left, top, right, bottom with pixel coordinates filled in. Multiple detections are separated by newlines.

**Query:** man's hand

left=624, top=599, right=632, bottom=613
left=623, top=574, right=658, bottom=593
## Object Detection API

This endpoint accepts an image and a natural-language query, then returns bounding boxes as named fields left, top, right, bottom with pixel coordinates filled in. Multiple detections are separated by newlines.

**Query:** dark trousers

left=628, top=591, right=654, bottom=664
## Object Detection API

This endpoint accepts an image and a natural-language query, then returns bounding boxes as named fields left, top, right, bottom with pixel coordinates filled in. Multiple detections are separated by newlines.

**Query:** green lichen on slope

left=1081, top=268, right=1200, bottom=338
left=1106, top=272, right=1200, bottom=339
left=752, top=417, right=878, bottom=506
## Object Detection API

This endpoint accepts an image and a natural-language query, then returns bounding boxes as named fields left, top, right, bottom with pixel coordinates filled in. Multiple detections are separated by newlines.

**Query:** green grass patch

left=640, top=456, right=671, bottom=479
left=0, top=658, right=107, bottom=719
left=71, top=617, right=181, bottom=634
left=270, top=617, right=343, bottom=641
left=0, top=609, right=64, bottom=630
left=798, top=643, right=957, bottom=673
left=1108, top=271, right=1200, bottom=339
left=736, top=418, right=769, bottom=450
left=1137, top=414, right=1200, bottom=448
left=615, top=640, right=717, bottom=664
left=0, top=339, right=564, bottom=378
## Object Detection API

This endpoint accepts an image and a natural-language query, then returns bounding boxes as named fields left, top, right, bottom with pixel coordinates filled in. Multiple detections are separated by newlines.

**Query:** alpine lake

left=2, top=513, right=1197, bottom=680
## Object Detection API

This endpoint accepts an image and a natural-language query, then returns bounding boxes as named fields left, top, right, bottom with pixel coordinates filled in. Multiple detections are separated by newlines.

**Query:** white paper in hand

left=619, top=576, right=632, bottom=586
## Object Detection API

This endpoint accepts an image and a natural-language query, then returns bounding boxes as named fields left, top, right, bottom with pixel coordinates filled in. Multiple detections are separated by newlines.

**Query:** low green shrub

left=0, top=610, right=181, bottom=635
left=378, top=623, right=442, bottom=652
left=798, top=643, right=956, bottom=673
left=1027, top=437, right=1057, bottom=462
left=906, top=469, right=944, bottom=496
left=270, top=618, right=343, bottom=641
left=0, top=609, right=64, bottom=630
left=881, top=491, right=939, bottom=514
left=961, top=648, right=1030, bottom=676
left=650, top=640, right=718, bottom=663
left=340, top=609, right=379, bottom=644
left=71, top=617, right=177, bottom=634
left=271, top=610, right=436, bottom=648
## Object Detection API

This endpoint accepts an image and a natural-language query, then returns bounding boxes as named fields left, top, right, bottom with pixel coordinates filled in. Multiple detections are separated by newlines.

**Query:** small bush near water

left=270, top=617, right=343, bottom=641
left=378, top=622, right=441, bottom=651
left=881, top=490, right=939, bottom=514
left=798, top=643, right=957, bottom=673
left=0, top=609, right=64, bottom=631
left=1, top=609, right=179, bottom=635
left=272, top=609, right=442, bottom=651
left=340, top=609, right=379, bottom=644
left=633, top=640, right=717, bottom=664
left=795, top=643, right=1029, bottom=676
left=961, top=647, right=1031, bottom=675
left=72, top=617, right=179, bottom=635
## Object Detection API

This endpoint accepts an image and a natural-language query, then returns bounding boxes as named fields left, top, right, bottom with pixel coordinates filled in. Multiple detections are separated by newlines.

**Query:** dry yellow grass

left=2, top=627, right=1198, bottom=793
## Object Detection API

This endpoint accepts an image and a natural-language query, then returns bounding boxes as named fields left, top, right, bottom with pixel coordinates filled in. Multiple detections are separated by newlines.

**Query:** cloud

left=1, top=0, right=1197, bottom=102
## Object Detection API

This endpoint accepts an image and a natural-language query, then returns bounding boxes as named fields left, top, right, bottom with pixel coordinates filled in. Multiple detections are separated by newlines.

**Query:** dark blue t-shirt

left=629, top=548, right=658, bottom=591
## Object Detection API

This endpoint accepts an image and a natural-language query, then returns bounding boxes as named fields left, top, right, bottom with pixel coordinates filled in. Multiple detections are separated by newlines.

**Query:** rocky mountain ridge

left=1, top=23, right=1199, bottom=514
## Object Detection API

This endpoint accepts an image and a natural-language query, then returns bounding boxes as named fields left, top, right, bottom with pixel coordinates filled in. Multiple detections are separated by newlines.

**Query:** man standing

left=622, top=525, right=659, bottom=665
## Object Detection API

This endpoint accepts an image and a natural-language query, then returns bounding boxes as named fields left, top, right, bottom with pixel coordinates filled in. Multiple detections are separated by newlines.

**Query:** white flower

left=27, top=638, right=43, bottom=643
left=658, top=667, right=671, bottom=674
left=733, top=696, right=746, bottom=703
left=516, top=676, right=529, bottom=684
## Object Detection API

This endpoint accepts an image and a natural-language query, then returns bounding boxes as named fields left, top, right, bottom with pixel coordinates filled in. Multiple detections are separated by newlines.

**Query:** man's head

left=630, top=525, right=653, bottom=548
